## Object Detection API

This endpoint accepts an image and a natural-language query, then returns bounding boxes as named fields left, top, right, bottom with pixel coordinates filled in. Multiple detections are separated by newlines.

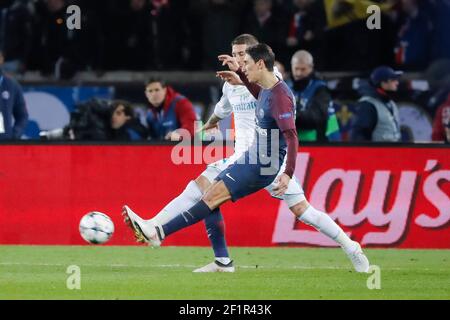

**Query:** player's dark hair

left=111, top=100, right=134, bottom=118
left=146, top=77, right=167, bottom=88
left=231, top=34, right=259, bottom=47
left=246, top=43, right=275, bottom=72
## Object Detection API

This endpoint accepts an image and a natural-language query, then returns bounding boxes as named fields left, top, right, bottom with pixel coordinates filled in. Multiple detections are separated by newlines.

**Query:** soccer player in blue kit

left=123, top=43, right=370, bottom=273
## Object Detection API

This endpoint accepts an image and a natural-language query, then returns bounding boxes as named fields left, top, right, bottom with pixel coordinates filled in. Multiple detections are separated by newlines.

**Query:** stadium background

left=1, top=0, right=449, bottom=248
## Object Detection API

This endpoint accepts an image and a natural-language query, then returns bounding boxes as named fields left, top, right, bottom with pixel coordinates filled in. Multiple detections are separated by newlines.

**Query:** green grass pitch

left=0, top=246, right=449, bottom=300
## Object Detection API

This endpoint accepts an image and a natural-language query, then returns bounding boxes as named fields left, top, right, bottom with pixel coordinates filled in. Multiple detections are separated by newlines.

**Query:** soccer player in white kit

left=124, top=34, right=369, bottom=274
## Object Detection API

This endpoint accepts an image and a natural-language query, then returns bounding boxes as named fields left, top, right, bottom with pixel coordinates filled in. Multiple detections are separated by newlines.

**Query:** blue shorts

left=215, top=153, right=281, bottom=202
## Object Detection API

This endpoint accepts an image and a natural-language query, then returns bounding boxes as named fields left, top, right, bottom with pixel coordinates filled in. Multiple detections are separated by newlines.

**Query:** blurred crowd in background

left=1, top=0, right=450, bottom=144
left=1, top=0, right=450, bottom=77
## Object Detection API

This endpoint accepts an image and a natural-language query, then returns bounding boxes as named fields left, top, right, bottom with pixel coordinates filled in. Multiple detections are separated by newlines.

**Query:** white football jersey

left=214, top=68, right=282, bottom=155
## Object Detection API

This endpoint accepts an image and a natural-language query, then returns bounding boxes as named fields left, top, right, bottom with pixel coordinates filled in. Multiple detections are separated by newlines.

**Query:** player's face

left=111, top=105, right=131, bottom=129
left=232, top=44, right=248, bottom=69
left=381, top=79, right=399, bottom=92
left=243, top=54, right=260, bottom=83
left=291, top=61, right=313, bottom=81
left=145, top=82, right=167, bottom=107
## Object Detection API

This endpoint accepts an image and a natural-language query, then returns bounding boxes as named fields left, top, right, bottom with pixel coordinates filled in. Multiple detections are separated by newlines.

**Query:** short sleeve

left=214, top=83, right=233, bottom=119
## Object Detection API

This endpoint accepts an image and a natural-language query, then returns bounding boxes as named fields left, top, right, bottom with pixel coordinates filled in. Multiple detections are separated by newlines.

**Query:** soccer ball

left=79, top=212, right=115, bottom=245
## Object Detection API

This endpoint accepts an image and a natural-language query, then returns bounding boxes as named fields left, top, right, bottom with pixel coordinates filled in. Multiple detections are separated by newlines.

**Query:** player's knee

left=202, top=181, right=231, bottom=209
left=290, top=200, right=310, bottom=218
left=195, top=175, right=212, bottom=194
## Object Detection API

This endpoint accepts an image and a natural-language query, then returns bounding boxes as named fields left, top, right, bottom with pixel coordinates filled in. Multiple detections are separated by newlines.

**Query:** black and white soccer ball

left=79, top=212, right=115, bottom=245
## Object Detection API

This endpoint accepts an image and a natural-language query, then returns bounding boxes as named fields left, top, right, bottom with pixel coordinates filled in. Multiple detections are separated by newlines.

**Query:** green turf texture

left=0, top=246, right=449, bottom=300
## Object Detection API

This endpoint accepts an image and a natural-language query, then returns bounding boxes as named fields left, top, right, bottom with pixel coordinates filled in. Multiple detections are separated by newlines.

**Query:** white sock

left=152, top=181, right=203, bottom=226
left=299, top=206, right=355, bottom=251
left=216, top=257, right=232, bottom=265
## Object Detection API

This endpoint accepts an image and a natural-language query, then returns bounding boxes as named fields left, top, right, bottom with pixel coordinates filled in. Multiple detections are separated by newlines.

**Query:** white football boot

left=122, top=205, right=163, bottom=247
left=193, top=261, right=235, bottom=273
left=345, top=242, right=370, bottom=273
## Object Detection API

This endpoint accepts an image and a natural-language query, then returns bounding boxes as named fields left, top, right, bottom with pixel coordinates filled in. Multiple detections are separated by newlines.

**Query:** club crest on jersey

left=2, top=91, right=10, bottom=100
left=258, top=108, right=265, bottom=118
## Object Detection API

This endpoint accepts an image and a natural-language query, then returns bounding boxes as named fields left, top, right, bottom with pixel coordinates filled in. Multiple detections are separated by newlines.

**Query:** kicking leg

left=122, top=180, right=231, bottom=247
left=152, top=175, right=211, bottom=226
left=123, top=175, right=209, bottom=245
left=161, top=180, right=232, bottom=239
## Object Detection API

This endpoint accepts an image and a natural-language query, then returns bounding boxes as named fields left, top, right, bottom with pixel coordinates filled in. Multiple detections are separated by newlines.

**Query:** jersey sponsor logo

left=233, top=101, right=257, bottom=112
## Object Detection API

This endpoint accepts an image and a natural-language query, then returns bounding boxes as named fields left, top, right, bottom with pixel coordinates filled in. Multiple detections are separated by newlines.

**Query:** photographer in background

left=41, top=99, right=147, bottom=141
left=109, top=100, right=147, bottom=141
left=0, top=50, right=28, bottom=140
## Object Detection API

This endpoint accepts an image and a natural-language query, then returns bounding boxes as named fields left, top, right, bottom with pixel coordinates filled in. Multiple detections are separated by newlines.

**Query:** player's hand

left=197, top=121, right=219, bottom=134
left=165, top=131, right=182, bottom=142
left=216, top=71, right=243, bottom=86
left=273, top=174, right=291, bottom=197
left=218, top=55, right=240, bottom=72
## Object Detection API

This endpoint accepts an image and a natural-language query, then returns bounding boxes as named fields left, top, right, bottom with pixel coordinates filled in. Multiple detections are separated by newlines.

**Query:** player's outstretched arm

left=218, top=55, right=240, bottom=72
left=197, top=113, right=222, bottom=133
left=216, top=71, right=242, bottom=86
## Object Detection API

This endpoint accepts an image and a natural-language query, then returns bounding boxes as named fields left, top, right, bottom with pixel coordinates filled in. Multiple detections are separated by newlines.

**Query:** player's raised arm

left=218, top=54, right=261, bottom=99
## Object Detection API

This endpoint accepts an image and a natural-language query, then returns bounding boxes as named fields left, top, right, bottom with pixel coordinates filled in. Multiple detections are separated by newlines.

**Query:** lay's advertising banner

left=0, top=145, right=448, bottom=248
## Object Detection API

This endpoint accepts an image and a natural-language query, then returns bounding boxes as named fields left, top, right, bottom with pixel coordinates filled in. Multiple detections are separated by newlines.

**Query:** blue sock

left=204, top=209, right=229, bottom=259
left=162, top=200, right=213, bottom=238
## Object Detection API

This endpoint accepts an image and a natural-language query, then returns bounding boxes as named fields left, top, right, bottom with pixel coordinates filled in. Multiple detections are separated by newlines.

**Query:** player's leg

left=289, top=200, right=369, bottom=273
left=160, top=180, right=232, bottom=238
left=194, top=209, right=235, bottom=273
left=123, top=179, right=232, bottom=247
left=266, top=176, right=370, bottom=273
left=159, top=159, right=277, bottom=243
left=123, top=174, right=209, bottom=245
left=152, top=157, right=233, bottom=271
left=151, top=175, right=211, bottom=226
left=194, top=159, right=240, bottom=272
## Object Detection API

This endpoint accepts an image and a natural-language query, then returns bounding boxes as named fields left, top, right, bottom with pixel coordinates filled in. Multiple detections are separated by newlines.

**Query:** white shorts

left=202, top=154, right=305, bottom=208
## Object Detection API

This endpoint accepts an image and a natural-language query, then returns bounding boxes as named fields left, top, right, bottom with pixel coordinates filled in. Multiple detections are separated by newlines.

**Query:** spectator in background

left=148, top=0, right=189, bottom=70
left=241, top=0, right=286, bottom=59
left=274, top=60, right=288, bottom=80
left=145, top=77, right=197, bottom=141
left=287, top=50, right=339, bottom=142
left=0, top=50, right=28, bottom=140
left=431, top=92, right=450, bottom=142
left=445, top=121, right=450, bottom=144
left=109, top=100, right=147, bottom=141
left=200, top=0, right=241, bottom=70
left=430, top=0, right=450, bottom=63
left=0, top=0, right=34, bottom=73
left=114, top=0, right=152, bottom=70
left=394, top=0, right=433, bottom=70
left=286, top=0, right=327, bottom=68
left=323, top=0, right=397, bottom=71
left=351, top=66, right=402, bottom=142
left=32, top=0, right=97, bottom=78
